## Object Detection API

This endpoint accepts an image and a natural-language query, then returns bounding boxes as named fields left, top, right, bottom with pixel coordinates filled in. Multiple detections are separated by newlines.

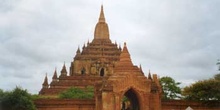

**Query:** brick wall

left=35, top=99, right=220, bottom=110
left=35, top=99, right=95, bottom=110
left=162, top=100, right=220, bottom=110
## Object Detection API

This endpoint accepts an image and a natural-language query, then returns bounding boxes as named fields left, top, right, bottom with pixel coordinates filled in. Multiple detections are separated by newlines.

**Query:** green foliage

left=59, top=86, right=94, bottom=99
left=31, top=94, right=58, bottom=100
left=122, top=96, right=129, bottom=102
left=182, top=78, right=220, bottom=101
left=0, top=87, right=36, bottom=110
left=214, top=73, right=220, bottom=81
left=0, top=89, right=4, bottom=98
left=31, top=94, right=40, bottom=100
left=160, top=76, right=182, bottom=100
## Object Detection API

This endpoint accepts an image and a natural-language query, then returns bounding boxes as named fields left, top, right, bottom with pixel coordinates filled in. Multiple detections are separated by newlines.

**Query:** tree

left=182, top=75, right=220, bottom=101
left=0, top=87, right=36, bottom=110
left=214, top=73, right=220, bottom=81
left=160, top=76, right=181, bottom=100
left=0, top=89, right=4, bottom=98
left=59, top=86, right=94, bottom=99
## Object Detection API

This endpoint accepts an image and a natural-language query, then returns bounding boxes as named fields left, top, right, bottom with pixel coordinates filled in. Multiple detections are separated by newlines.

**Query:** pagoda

left=39, top=5, right=162, bottom=110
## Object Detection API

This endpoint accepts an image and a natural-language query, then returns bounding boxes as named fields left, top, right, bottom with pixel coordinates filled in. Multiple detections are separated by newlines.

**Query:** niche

left=100, top=68, right=104, bottom=76
left=81, top=67, right=86, bottom=75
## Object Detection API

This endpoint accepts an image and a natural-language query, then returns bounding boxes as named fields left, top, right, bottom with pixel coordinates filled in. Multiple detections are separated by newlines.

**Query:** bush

left=0, top=87, right=36, bottom=110
left=59, top=86, right=94, bottom=99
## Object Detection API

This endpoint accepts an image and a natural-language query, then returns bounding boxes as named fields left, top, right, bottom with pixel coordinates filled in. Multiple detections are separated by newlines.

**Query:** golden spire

left=94, top=5, right=109, bottom=39
left=99, top=5, right=105, bottom=22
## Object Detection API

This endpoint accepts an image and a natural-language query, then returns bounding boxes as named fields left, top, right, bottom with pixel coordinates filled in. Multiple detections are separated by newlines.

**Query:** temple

left=39, top=5, right=162, bottom=110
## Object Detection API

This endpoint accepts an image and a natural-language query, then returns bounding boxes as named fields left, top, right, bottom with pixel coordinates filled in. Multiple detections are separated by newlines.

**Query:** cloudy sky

left=0, top=0, right=220, bottom=94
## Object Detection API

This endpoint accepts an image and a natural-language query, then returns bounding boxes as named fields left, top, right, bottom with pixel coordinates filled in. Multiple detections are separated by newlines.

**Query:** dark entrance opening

left=81, top=68, right=86, bottom=75
left=100, top=68, right=104, bottom=76
left=121, top=89, right=140, bottom=110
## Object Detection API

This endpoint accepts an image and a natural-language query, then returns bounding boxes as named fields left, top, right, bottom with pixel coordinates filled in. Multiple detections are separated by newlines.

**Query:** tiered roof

left=39, top=5, right=161, bottom=96
left=74, top=5, right=121, bottom=62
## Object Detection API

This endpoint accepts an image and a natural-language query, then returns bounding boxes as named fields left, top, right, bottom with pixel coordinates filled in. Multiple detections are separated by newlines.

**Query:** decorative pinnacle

left=77, top=46, right=80, bottom=53
left=140, top=64, right=144, bottom=74
left=99, top=5, right=105, bottom=22
left=43, top=73, right=49, bottom=86
left=148, top=70, right=152, bottom=80
left=119, top=44, right=122, bottom=51
left=122, top=42, right=129, bottom=54
left=61, top=62, right=67, bottom=73
left=119, top=42, right=133, bottom=66
left=52, top=68, right=58, bottom=79
left=94, top=5, right=109, bottom=39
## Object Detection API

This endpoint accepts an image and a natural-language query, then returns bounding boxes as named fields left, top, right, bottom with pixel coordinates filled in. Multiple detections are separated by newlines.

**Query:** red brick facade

left=35, top=99, right=220, bottom=110
left=38, top=5, right=161, bottom=110
left=36, top=5, right=220, bottom=110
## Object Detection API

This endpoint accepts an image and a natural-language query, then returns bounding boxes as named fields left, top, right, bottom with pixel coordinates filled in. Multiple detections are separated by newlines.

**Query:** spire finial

left=60, top=62, right=67, bottom=76
left=77, top=46, right=80, bottom=53
left=52, top=68, right=58, bottom=80
left=122, top=42, right=129, bottom=54
left=63, top=62, right=66, bottom=68
left=140, top=64, right=144, bottom=74
left=140, top=64, right=142, bottom=70
left=119, top=44, right=122, bottom=51
left=94, top=5, right=110, bottom=39
left=148, top=70, right=152, bottom=80
left=118, top=42, right=133, bottom=65
left=87, top=39, right=90, bottom=45
left=42, top=73, right=49, bottom=88
left=99, top=5, right=105, bottom=22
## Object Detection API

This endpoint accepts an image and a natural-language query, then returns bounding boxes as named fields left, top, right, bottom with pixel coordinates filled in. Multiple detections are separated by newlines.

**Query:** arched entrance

left=121, top=89, right=140, bottom=110
left=81, top=67, right=86, bottom=75
left=100, top=68, right=104, bottom=76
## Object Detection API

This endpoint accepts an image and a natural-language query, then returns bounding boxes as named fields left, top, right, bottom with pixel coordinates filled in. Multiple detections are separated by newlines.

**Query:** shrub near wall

left=59, top=86, right=94, bottom=99
left=35, top=86, right=95, bottom=110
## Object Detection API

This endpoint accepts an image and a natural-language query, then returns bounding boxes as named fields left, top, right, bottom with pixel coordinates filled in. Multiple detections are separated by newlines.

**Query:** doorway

left=121, top=89, right=140, bottom=110
left=100, top=68, right=104, bottom=76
